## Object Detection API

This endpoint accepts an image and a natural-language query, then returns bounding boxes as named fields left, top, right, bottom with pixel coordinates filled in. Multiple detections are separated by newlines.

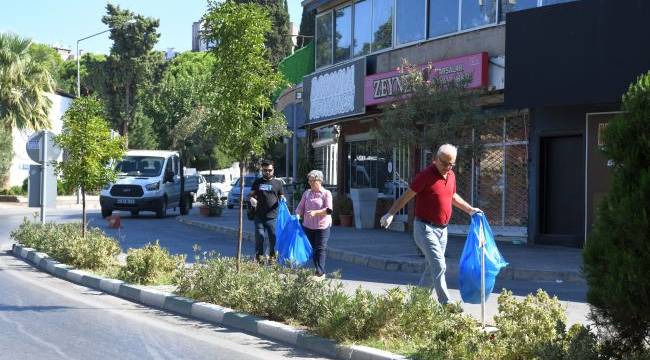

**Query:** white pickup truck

left=100, top=150, right=198, bottom=218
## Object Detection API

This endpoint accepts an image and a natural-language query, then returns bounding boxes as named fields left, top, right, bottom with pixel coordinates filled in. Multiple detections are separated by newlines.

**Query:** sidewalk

left=178, top=207, right=584, bottom=283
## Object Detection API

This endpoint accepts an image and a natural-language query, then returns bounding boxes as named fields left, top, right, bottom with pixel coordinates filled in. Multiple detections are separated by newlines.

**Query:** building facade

left=299, top=0, right=576, bottom=238
left=505, top=0, right=650, bottom=247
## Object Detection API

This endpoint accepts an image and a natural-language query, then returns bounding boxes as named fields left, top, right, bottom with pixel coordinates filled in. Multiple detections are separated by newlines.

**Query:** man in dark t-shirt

left=248, top=160, right=284, bottom=262
left=380, top=144, right=481, bottom=304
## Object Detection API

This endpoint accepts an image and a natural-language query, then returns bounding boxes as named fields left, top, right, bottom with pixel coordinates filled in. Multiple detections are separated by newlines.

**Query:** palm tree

left=0, top=32, right=54, bottom=131
left=0, top=32, right=55, bottom=186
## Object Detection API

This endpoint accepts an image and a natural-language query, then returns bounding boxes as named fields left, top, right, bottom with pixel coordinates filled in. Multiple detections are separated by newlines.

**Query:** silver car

left=227, top=175, right=259, bottom=209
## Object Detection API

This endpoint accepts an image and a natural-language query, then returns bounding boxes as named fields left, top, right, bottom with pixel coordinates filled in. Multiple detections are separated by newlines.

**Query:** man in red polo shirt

left=380, top=144, right=480, bottom=304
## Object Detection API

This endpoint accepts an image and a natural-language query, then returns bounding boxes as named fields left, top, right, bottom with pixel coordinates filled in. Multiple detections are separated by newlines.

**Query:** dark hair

left=261, top=160, right=274, bottom=168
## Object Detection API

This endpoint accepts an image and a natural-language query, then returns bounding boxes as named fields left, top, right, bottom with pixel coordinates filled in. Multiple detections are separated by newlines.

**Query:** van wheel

left=156, top=198, right=167, bottom=218
left=180, top=195, right=191, bottom=215
left=101, top=208, right=112, bottom=218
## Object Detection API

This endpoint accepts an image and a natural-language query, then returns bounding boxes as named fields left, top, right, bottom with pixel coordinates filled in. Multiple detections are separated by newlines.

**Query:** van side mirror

left=165, top=170, right=174, bottom=183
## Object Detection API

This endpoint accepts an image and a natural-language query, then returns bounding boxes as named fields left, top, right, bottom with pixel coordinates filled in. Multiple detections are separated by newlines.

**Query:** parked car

left=100, top=150, right=199, bottom=218
left=227, top=175, right=259, bottom=209
left=199, top=170, right=233, bottom=201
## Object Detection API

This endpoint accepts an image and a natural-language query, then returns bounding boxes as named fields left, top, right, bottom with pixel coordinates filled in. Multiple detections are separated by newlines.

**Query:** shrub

left=118, top=241, right=185, bottom=285
left=583, top=70, right=650, bottom=353
left=10, top=219, right=120, bottom=270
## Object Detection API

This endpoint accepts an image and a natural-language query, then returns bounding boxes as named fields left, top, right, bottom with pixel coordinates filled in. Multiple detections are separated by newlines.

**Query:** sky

left=0, top=0, right=303, bottom=55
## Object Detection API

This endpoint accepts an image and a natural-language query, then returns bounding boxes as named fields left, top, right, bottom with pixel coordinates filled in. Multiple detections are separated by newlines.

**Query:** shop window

left=371, top=0, right=393, bottom=51
left=396, top=0, right=426, bottom=45
left=314, top=143, right=338, bottom=185
left=353, top=0, right=372, bottom=56
left=461, top=0, right=497, bottom=30
left=347, top=140, right=392, bottom=193
left=335, top=5, right=353, bottom=63
left=499, top=0, right=538, bottom=21
left=316, top=12, right=334, bottom=68
left=429, top=0, right=460, bottom=38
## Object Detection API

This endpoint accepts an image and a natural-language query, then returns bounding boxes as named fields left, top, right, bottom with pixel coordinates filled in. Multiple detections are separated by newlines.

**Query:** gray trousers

left=413, top=220, right=450, bottom=304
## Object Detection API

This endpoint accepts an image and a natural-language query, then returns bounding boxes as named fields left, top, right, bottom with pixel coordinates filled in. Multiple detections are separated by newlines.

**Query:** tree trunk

left=81, top=186, right=86, bottom=238
left=236, top=161, right=245, bottom=272
left=123, top=83, right=130, bottom=148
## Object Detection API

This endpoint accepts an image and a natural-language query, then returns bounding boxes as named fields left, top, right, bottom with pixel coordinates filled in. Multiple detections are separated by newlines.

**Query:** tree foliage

left=54, top=96, right=126, bottom=236
left=297, top=7, right=315, bottom=49
left=0, top=32, right=54, bottom=132
left=375, top=61, right=484, bottom=155
left=233, top=0, right=293, bottom=66
left=58, top=53, right=107, bottom=96
left=28, top=42, right=64, bottom=90
left=203, top=0, right=289, bottom=269
left=102, top=4, right=163, bottom=147
left=583, top=70, right=650, bottom=355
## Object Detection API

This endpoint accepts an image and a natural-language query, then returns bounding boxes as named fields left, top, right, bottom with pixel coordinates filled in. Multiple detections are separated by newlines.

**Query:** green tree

left=297, top=7, right=315, bottom=49
left=0, top=33, right=54, bottom=186
left=233, top=0, right=293, bottom=66
left=203, top=1, right=289, bottom=270
left=58, top=53, right=107, bottom=96
left=142, top=51, right=214, bottom=150
left=28, top=42, right=64, bottom=90
left=102, top=4, right=163, bottom=147
left=54, top=96, right=126, bottom=237
left=583, top=71, right=650, bottom=355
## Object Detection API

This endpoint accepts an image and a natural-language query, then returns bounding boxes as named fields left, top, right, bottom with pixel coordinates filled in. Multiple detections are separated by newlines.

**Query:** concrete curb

left=11, top=244, right=407, bottom=360
left=176, top=217, right=584, bottom=283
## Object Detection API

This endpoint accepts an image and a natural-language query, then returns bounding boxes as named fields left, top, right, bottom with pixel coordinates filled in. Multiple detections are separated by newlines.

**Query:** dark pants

left=303, top=226, right=330, bottom=276
left=254, top=218, right=277, bottom=261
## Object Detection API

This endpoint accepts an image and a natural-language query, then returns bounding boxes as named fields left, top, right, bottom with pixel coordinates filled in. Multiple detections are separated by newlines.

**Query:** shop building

left=299, top=0, right=576, bottom=238
left=505, top=0, right=650, bottom=247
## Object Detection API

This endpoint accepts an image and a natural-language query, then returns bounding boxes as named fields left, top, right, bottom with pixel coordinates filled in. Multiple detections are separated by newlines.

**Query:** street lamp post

left=76, top=20, right=135, bottom=97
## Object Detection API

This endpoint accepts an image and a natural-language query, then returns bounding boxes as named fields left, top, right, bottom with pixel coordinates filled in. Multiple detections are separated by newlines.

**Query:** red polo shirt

left=409, top=165, right=456, bottom=225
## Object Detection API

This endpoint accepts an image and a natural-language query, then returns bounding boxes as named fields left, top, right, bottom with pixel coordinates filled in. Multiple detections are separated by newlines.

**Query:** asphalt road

left=0, top=204, right=330, bottom=360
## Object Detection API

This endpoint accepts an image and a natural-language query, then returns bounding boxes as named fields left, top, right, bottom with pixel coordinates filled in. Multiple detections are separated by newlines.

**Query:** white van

left=199, top=169, right=235, bottom=200
left=100, top=150, right=198, bottom=218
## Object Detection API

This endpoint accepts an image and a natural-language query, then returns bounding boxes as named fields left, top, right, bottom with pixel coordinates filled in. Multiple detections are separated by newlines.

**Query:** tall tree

left=0, top=33, right=54, bottom=186
left=583, top=71, right=650, bottom=355
left=28, top=43, right=64, bottom=90
left=233, top=0, right=293, bottom=66
left=297, top=7, right=316, bottom=48
left=203, top=0, right=289, bottom=270
left=59, top=53, right=107, bottom=96
left=141, top=51, right=215, bottom=150
left=102, top=4, right=162, bottom=147
left=54, top=96, right=125, bottom=236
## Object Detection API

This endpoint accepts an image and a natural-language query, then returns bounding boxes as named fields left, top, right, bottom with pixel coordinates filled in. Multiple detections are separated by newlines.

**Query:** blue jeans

left=254, top=218, right=276, bottom=261
left=303, top=226, right=330, bottom=276
left=413, top=220, right=450, bottom=304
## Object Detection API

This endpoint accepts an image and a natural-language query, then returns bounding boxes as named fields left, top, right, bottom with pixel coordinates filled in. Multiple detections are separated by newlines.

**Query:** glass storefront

left=395, top=0, right=426, bottom=45
left=335, top=5, right=353, bottom=62
left=429, top=0, right=459, bottom=38
left=316, top=12, right=334, bottom=68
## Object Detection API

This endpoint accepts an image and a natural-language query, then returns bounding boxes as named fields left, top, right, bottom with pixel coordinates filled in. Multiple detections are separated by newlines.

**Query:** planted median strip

left=11, top=220, right=602, bottom=359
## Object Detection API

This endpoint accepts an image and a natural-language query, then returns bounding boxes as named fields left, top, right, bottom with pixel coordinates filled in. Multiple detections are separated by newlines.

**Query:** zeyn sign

left=364, top=52, right=488, bottom=106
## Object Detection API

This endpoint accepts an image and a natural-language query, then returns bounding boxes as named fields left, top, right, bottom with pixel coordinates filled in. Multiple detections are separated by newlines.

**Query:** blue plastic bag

left=458, top=212, right=508, bottom=304
left=275, top=200, right=313, bottom=267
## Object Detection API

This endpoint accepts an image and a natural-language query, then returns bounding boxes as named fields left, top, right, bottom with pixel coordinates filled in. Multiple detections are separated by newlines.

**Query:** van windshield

left=115, top=156, right=165, bottom=177
left=204, top=174, right=226, bottom=183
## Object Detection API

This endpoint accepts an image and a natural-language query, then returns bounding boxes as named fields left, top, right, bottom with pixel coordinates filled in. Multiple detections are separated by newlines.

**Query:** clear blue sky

left=0, top=0, right=303, bottom=55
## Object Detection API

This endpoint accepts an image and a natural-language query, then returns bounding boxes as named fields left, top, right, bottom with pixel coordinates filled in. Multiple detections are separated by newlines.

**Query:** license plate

left=117, top=198, right=135, bottom=205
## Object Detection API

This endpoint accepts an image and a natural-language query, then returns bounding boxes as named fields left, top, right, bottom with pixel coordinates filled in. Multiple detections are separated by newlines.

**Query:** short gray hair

left=307, top=170, right=324, bottom=182
left=436, top=144, right=458, bottom=159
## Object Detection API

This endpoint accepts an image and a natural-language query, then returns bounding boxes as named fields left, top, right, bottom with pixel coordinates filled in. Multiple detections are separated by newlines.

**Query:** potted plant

left=197, top=186, right=222, bottom=217
left=334, top=193, right=353, bottom=227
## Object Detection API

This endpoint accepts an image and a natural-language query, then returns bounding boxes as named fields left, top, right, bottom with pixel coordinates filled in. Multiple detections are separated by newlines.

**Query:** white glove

left=470, top=208, right=482, bottom=216
left=295, top=214, right=301, bottom=221
left=249, top=197, right=258, bottom=208
left=380, top=213, right=394, bottom=228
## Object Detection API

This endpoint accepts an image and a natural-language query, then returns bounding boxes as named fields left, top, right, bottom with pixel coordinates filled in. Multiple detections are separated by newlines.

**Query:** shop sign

left=304, top=58, right=366, bottom=124
left=364, top=52, right=489, bottom=106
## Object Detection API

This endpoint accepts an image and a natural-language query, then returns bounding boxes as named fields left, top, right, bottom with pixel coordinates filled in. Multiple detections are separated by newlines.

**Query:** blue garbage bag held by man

left=459, top=212, right=508, bottom=304
left=275, top=199, right=313, bottom=267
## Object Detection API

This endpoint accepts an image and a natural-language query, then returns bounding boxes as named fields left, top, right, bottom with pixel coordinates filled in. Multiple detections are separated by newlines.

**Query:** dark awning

left=505, top=0, right=650, bottom=108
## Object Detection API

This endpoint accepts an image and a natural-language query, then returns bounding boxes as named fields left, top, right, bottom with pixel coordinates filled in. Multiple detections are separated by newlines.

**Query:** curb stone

left=177, top=217, right=584, bottom=283
left=10, top=244, right=407, bottom=360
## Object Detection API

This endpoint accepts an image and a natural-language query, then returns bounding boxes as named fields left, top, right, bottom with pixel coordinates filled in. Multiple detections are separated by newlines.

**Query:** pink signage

left=364, top=52, right=489, bottom=106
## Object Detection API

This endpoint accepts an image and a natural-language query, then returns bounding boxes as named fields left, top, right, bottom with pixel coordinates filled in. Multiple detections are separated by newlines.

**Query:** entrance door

left=538, top=135, right=584, bottom=247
